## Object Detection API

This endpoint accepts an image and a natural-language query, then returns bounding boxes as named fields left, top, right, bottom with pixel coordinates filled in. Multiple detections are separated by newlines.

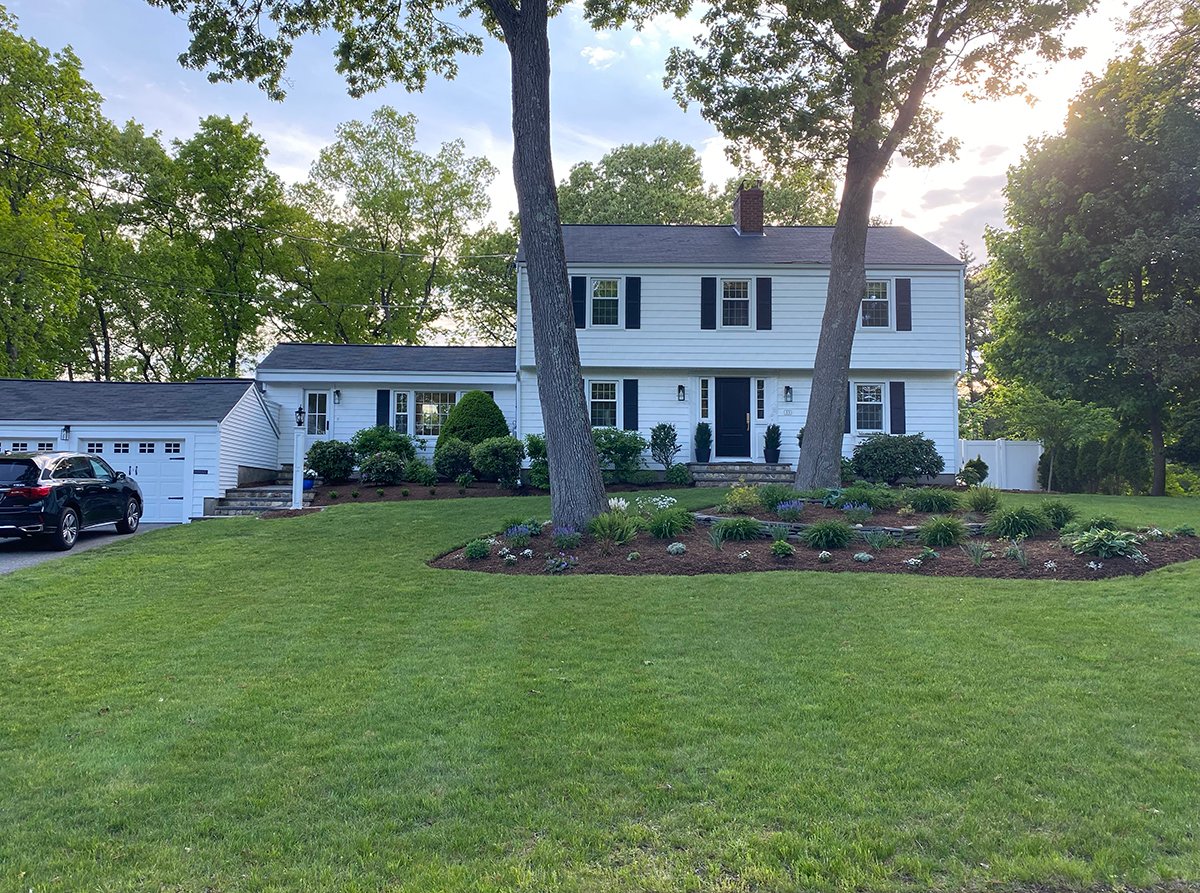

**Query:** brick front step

left=688, top=462, right=795, bottom=487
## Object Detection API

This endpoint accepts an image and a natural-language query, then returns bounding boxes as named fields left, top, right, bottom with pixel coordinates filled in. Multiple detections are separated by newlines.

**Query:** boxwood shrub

left=433, top=436, right=473, bottom=481
left=439, top=391, right=510, bottom=445
left=851, top=433, right=945, bottom=484
left=306, top=439, right=355, bottom=483
left=470, top=436, right=526, bottom=489
left=357, top=450, right=406, bottom=485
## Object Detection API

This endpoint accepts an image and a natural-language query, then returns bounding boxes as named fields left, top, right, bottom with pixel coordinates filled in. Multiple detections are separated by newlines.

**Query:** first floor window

left=855, top=383, right=885, bottom=432
left=415, top=391, right=456, bottom=437
left=37, top=442, right=54, bottom=452
left=591, top=278, right=620, bottom=326
left=306, top=392, right=328, bottom=436
left=589, top=381, right=618, bottom=428
left=861, top=280, right=890, bottom=328
left=394, top=392, right=409, bottom=433
left=722, top=279, right=751, bottom=327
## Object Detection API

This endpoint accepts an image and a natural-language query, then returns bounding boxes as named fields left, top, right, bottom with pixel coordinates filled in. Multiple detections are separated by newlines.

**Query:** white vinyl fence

left=959, top=439, right=1043, bottom=491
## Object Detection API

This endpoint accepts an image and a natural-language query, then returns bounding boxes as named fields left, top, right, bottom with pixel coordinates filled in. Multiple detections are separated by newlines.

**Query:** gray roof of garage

left=257, top=343, right=516, bottom=373
left=516, top=225, right=960, bottom=266
left=0, top=378, right=256, bottom=422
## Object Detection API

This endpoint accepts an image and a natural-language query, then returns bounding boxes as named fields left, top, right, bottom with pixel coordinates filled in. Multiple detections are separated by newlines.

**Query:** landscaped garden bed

left=432, top=485, right=1200, bottom=580
left=307, top=479, right=685, bottom=505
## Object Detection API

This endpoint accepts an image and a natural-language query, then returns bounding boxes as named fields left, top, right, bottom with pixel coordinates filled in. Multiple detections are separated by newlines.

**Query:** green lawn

left=1, top=489, right=1199, bottom=892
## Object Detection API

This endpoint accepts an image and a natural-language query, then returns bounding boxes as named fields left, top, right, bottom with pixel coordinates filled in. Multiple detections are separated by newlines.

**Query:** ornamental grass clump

left=962, top=485, right=1002, bottom=513
left=775, top=500, right=805, bottom=522
left=860, top=530, right=894, bottom=551
left=1039, top=500, right=1079, bottom=530
left=765, top=523, right=790, bottom=542
left=757, top=484, right=804, bottom=512
left=906, top=487, right=960, bottom=514
left=648, top=507, right=696, bottom=539
left=589, top=511, right=641, bottom=554
left=960, top=541, right=994, bottom=567
left=800, top=520, right=854, bottom=550
left=986, top=506, right=1049, bottom=539
left=712, top=517, right=767, bottom=541
left=918, top=516, right=968, bottom=547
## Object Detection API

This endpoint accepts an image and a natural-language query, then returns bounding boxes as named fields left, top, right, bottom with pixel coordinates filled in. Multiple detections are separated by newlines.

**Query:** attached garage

left=0, top=378, right=279, bottom=523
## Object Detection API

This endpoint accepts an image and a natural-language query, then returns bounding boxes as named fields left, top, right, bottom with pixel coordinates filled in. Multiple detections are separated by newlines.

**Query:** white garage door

left=87, top=440, right=189, bottom=523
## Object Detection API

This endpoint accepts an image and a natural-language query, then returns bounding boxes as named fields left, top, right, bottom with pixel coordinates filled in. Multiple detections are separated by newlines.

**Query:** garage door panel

left=96, top=440, right=188, bottom=523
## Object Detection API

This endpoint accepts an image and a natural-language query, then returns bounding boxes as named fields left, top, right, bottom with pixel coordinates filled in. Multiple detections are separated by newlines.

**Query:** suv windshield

left=0, top=459, right=39, bottom=486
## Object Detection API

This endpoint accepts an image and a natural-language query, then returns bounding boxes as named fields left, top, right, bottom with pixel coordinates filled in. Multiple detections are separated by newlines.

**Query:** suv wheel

left=116, top=499, right=141, bottom=534
left=51, top=507, right=79, bottom=551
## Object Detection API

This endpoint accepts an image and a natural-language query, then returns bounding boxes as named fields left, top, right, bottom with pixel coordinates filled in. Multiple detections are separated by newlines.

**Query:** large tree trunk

left=504, top=0, right=607, bottom=527
left=794, top=152, right=877, bottom=489
left=1149, top=405, right=1166, bottom=497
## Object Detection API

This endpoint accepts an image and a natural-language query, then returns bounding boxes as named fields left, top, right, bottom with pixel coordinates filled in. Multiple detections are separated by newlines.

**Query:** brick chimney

left=732, top=180, right=764, bottom=236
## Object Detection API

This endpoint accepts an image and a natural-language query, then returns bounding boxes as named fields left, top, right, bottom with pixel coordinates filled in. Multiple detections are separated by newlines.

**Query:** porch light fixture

left=333, top=389, right=342, bottom=404
left=295, top=405, right=306, bottom=428
left=784, top=386, right=793, bottom=403
left=59, top=424, right=71, bottom=442
left=677, top=384, right=686, bottom=402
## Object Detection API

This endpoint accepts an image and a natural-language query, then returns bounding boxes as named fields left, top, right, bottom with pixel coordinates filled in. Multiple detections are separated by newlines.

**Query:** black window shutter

left=623, top=379, right=639, bottom=431
left=571, top=276, right=587, bottom=329
left=889, top=381, right=906, bottom=434
left=376, top=389, right=390, bottom=427
left=845, top=382, right=852, bottom=434
left=700, top=277, right=717, bottom=330
left=756, top=277, right=772, bottom=330
left=896, top=278, right=912, bottom=331
left=625, top=276, right=641, bottom=329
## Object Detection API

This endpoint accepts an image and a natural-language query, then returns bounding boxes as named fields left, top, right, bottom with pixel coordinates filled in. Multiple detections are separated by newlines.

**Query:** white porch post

left=292, top=428, right=305, bottom=509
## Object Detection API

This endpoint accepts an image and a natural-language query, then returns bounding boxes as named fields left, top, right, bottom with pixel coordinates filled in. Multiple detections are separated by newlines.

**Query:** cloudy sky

left=11, top=0, right=1134, bottom=258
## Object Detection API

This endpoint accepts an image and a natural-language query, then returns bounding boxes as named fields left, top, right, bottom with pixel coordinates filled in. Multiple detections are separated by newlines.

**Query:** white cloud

left=581, top=46, right=619, bottom=70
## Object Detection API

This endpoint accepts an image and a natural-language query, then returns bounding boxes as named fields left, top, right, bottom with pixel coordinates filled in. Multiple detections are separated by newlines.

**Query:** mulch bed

left=308, top=481, right=685, bottom=505
left=745, top=502, right=965, bottom=528
left=430, top=523, right=1200, bottom=580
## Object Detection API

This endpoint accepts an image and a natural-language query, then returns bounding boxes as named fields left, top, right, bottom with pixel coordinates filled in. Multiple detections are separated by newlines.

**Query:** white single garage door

left=86, top=440, right=189, bottom=524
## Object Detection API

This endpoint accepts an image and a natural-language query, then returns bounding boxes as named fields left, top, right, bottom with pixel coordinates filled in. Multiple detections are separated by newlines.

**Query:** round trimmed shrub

left=306, top=439, right=355, bottom=483
left=358, top=450, right=406, bottom=485
left=985, top=505, right=1049, bottom=539
left=351, top=426, right=417, bottom=465
left=439, top=391, right=510, bottom=446
left=404, top=457, right=438, bottom=487
left=470, top=436, right=526, bottom=488
left=800, top=520, right=854, bottom=550
left=433, top=436, right=473, bottom=481
left=906, top=487, right=960, bottom=513
left=918, top=515, right=968, bottom=547
left=665, top=464, right=693, bottom=486
left=851, top=433, right=945, bottom=484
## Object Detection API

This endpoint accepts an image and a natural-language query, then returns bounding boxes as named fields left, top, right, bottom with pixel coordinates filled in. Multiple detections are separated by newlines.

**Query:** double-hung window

left=591, top=278, right=620, bottom=327
left=394, top=392, right=410, bottom=433
left=721, top=279, right=751, bottom=327
left=415, top=391, right=456, bottom=437
left=860, top=280, right=890, bottom=328
left=855, top=383, right=885, bottom=433
left=589, top=381, right=618, bottom=428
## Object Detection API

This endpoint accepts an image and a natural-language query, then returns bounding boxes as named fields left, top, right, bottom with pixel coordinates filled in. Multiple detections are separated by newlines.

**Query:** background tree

left=144, top=0, right=689, bottom=526
left=987, top=47, right=1200, bottom=495
left=717, top=166, right=837, bottom=226
left=667, top=0, right=1095, bottom=489
left=448, top=219, right=519, bottom=345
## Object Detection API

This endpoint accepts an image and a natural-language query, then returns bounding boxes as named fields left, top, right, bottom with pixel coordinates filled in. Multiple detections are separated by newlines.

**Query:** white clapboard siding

left=217, top=387, right=280, bottom=492
left=517, top=265, right=964, bottom=373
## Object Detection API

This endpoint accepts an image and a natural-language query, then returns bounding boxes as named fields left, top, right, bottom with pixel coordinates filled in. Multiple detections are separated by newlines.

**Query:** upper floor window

left=394, top=392, right=409, bottom=434
left=591, top=278, right=620, bottom=327
left=861, top=280, right=890, bottom=328
left=855, top=383, right=885, bottom=433
left=416, top=391, right=456, bottom=437
left=589, top=381, right=618, bottom=428
left=722, top=279, right=751, bottom=327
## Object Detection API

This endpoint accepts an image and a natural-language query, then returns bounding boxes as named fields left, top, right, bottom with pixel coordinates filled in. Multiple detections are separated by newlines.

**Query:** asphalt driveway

left=0, top=523, right=168, bottom=575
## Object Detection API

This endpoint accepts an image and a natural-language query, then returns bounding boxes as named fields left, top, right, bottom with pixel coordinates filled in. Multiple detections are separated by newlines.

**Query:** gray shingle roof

left=517, top=225, right=960, bottom=266
left=257, top=343, right=516, bottom=373
left=0, top=378, right=256, bottom=423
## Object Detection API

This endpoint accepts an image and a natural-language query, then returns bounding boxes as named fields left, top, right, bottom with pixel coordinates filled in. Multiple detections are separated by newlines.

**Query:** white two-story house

left=516, top=185, right=965, bottom=471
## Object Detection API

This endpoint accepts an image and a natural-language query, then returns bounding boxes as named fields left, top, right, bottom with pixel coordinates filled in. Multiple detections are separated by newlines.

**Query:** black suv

left=0, top=452, right=144, bottom=550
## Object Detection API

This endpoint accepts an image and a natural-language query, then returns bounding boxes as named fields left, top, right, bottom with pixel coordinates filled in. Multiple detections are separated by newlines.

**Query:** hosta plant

left=770, top=539, right=796, bottom=558
left=1062, top=528, right=1148, bottom=561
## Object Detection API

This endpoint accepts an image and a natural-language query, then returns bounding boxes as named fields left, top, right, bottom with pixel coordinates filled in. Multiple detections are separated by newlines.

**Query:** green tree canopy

left=666, top=0, right=1094, bottom=489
